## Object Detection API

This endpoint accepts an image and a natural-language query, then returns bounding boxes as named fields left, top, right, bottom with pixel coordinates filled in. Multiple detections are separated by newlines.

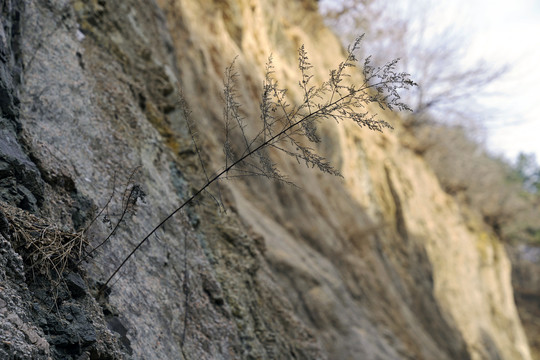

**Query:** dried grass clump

left=0, top=201, right=88, bottom=281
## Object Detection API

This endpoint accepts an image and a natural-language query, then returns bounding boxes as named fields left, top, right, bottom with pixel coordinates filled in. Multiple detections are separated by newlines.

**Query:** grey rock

left=1, top=213, right=124, bottom=359
left=64, top=272, right=87, bottom=298
left=0, top=0, right=44, bottom=213
left=0, top=235, right=51, bottom=359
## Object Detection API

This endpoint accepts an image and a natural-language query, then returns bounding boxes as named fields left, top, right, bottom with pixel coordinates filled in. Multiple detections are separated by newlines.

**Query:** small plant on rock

left=99, top=35, right=416, bottom=289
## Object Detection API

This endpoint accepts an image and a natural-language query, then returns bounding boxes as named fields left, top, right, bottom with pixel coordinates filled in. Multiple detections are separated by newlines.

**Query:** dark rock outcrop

left=0, top=0, right=43, bottom=212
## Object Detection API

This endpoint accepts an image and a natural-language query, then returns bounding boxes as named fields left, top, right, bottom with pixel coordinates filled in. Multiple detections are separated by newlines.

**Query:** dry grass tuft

left=0, top=201, right=88, bottom=281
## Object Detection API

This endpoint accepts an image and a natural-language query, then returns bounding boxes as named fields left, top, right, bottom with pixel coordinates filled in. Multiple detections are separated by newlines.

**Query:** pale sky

left=462, top=0, right=540, bottom=161
left=321, top=0, right=540, bottom=163
left=411, top=0, right=540, bottom=161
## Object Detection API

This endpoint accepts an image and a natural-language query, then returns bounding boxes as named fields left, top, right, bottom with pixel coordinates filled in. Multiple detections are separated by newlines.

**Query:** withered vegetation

left=0, top=201, right=87, bottom=282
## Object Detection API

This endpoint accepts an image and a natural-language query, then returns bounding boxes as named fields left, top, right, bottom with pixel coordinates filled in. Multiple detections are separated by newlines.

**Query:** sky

left=321, top=0, right=540, bottom=163
left=390, top=0, right=540, bottom=162
left=454, top=0, right=540, bottom=161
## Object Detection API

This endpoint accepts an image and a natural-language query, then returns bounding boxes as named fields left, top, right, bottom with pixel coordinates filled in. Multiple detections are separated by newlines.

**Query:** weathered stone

left=65, top=272, right=87, bottom=298
left=0, top=235, right=51, bottom=359
left=0, top=0, right=535, bottom=359
left=0, top=0, right=44, bottom=213
left=508, top=244, right=540, bottom=360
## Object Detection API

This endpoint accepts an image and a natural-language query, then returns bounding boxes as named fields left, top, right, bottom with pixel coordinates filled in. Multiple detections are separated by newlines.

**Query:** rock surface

left=0, top=202, right=124, bottom=359
left=0, top=0, right=535, bottom=359
left=0, top=234, right=50, bottom=359
left=0, top=0, right=44, bottom=213
left=508, top=244, right=540, bottom=360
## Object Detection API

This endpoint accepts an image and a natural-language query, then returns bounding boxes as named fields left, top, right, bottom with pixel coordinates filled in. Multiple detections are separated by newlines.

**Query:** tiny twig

left=79, top=168, right=143, bottom=265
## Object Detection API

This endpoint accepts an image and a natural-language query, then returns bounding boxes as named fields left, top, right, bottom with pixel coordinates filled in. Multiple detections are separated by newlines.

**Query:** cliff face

left=0, top=0, right=533, bottom=359
left=509, top=245, right=540, bottom=360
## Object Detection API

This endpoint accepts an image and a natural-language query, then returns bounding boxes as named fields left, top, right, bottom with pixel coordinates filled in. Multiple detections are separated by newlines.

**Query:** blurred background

left=320, top=0, right=540, bottom=160
left=319, top=0, right=540, bottom=245
left=319, top=2, right=540, bottom=357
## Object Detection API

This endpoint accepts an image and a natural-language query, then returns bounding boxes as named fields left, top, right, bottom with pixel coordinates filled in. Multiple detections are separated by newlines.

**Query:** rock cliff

left=0, top=0, right=534, bottom=359
left=509, top=244, right=540, bottom=360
